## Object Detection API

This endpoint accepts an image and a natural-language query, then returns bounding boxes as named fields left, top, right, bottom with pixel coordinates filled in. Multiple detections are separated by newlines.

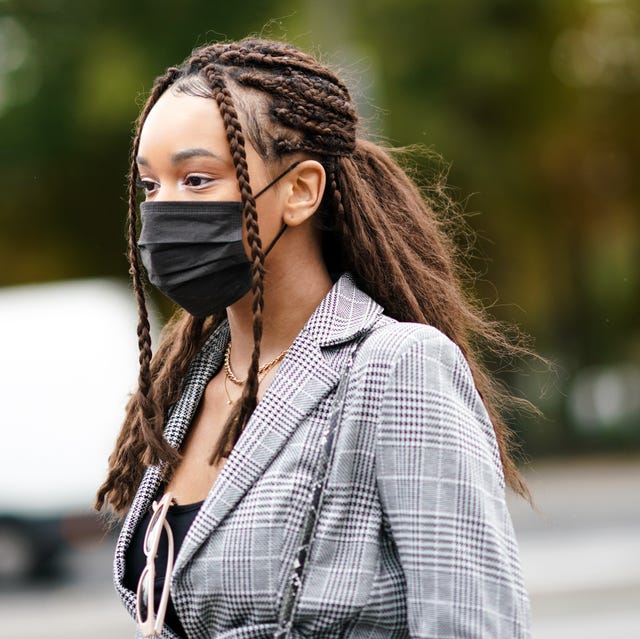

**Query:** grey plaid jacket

left=114, top=273, right=531, bottom=638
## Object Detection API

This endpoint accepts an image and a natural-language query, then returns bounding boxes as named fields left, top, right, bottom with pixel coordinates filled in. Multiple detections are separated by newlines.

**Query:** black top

left=124, top=498, right=204, bottom=638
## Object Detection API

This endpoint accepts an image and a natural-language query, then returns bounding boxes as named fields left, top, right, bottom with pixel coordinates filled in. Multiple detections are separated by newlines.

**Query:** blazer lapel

left=173, top=273, right=384, bottom=579
left=114, top=321, right=230, bottom=601
left=172, top=332, right=338, bottom=578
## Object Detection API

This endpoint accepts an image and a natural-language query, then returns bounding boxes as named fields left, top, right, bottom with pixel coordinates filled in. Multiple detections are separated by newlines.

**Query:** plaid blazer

left=114, top=273, right=531, bottom=638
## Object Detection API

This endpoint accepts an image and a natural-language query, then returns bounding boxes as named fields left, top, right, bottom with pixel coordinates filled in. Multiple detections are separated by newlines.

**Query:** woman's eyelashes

left=135, top=178, right=159, bottom=195
left=182, top=174, right=213, bottom=189
left=135, top=174, right=215, bottom=197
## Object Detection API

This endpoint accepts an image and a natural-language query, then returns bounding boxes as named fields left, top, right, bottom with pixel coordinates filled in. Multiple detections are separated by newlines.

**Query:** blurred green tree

left=1, top=0, right=638, bottom=455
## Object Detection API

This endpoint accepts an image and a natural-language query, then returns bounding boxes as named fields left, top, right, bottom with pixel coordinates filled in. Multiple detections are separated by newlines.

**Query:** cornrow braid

left=235, top=68, right=356, bottom=157
left=217, top=43, right=347, bottom=87
left=184, top=40, right=356, bottom=159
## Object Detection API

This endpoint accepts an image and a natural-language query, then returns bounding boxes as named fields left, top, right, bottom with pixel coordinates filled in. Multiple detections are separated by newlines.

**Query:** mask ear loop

left=264, top=224, right=288, bottom=257
left=253, top=160, right=303, bottom=257
left=253, top=160, right=302, bottom=199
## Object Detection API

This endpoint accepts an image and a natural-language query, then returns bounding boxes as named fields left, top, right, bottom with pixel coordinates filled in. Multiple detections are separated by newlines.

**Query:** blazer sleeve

left=374, top=327, right=531, bottom=639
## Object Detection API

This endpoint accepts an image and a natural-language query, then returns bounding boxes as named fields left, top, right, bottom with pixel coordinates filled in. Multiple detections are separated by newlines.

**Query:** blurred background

left=0, top=0, right=638, bottom=637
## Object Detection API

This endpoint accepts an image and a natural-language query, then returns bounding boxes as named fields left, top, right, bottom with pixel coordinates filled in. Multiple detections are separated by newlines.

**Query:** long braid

left=202, top=64, right=266, bottom=464
left=127, top=79, right=181, bottom=469
left=95, top=67, right=181, bottom=512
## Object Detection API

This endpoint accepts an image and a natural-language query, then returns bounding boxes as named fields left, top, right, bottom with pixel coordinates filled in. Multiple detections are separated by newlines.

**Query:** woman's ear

left=281, top=160, right=326, bottom=227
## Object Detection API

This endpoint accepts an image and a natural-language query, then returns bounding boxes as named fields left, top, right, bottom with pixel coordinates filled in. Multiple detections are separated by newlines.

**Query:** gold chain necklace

left=223, top=342, right=288, bottom=405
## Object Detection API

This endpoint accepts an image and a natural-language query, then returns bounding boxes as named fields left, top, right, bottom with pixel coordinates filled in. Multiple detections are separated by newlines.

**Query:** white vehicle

left=0, top=279, right=156, bottom=581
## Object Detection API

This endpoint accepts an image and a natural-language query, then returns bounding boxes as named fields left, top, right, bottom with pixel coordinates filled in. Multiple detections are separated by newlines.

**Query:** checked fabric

left=113, top=273, right=531, bottom=639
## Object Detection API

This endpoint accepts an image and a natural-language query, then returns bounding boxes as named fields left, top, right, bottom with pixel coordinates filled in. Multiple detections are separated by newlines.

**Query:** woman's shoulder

left=358, top=316, right=466, bottom=372
left=359, top=317, right=503, bottom=482
left=355, top=316, right=493, bottom=434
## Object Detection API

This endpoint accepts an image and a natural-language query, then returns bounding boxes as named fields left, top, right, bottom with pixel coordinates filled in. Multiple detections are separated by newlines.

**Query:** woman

left=96, top=38, right=531, bottom=638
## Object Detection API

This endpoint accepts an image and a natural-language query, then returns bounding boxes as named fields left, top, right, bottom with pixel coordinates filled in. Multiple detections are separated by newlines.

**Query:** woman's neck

left=225, top=256, right=333, bottom=371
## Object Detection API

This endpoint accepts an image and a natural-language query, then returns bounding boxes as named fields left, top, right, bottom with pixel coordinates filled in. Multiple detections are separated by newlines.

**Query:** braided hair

left=96, top=38, right=528, bottom=515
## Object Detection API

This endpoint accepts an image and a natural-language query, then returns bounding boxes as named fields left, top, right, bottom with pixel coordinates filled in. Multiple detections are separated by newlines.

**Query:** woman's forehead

left=139, top=91, right=228, bottom=159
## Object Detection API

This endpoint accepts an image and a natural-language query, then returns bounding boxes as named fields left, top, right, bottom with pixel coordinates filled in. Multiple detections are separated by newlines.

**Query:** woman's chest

left=167, top=364, right=283, bottom=505
left=171, top=401, right=389, bottom=633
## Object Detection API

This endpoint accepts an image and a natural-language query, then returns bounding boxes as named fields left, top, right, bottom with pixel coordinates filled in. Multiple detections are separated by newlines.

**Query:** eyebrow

left=136, top=148, right=227, bottom=167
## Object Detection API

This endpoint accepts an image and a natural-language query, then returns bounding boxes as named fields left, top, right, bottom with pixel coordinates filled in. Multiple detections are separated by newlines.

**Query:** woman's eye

left=183, top=175, right=211, bottom=188
left=135, top=178, right=158, bottom=193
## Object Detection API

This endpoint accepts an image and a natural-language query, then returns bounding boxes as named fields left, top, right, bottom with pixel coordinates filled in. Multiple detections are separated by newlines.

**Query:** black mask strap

left=254, top=160, right=302, bottom=257
left=254, top=161, right=302, bottom=199
left=264, top=223, right=288, bottom=257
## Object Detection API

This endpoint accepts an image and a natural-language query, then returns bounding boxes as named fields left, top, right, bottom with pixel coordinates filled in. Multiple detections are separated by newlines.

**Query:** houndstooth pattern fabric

left=114, top=273, right=531, bottom=639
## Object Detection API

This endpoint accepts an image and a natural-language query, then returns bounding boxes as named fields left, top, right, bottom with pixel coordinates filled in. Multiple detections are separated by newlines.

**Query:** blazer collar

left=303, top=272, right=384, bottom=348
left=116, top=273, right=384, bottom=593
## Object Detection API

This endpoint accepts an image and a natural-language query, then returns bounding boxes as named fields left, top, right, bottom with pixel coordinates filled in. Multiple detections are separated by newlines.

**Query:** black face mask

left=138, top=162, right=299, bottom=318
